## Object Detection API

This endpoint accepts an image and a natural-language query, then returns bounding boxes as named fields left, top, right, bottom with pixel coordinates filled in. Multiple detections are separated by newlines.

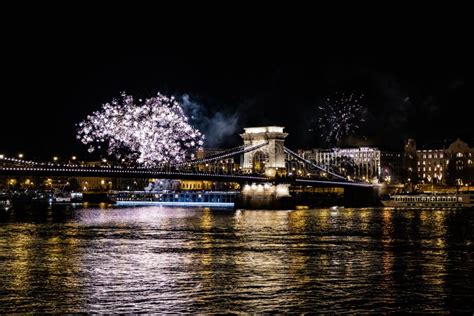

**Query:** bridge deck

left=0, top=166, right=372, bottom=188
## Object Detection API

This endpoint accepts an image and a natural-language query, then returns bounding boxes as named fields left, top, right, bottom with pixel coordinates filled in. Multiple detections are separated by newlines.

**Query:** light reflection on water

left=1, top=206, right=474, bottom=313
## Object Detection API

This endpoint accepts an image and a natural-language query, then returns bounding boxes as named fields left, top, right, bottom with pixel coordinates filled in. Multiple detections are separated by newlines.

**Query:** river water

left=1, top=205, right=474, bottom=313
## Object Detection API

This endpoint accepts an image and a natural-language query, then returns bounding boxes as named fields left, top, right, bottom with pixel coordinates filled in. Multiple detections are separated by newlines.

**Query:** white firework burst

left=77, top=92, right=205, bottom=167
left=315, top=92, right=365, bottom=144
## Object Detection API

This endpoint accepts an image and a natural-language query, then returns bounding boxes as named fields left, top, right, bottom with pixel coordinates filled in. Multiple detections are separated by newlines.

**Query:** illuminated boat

left=113, top=191, right=238, bottom=208
left=52, top=191, right=83, bottom=203
left=381, top=192, right=474, bottom=209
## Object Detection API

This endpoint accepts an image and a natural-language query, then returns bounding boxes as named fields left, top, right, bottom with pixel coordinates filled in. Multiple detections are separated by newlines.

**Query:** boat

left=113, top=190, right=238, bottom=208
left=53, top=191, right=72, bottom=203
left=52, top=191, right=83, bottom=204
left=381, top=192, right=474, bottom=209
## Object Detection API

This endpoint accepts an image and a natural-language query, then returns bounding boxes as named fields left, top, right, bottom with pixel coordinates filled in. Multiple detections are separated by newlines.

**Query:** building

left=194, top=148, right=240, bottom=174
left=380, top=151, right=403, bottom=184
left=416, top=148, right=446, bottom=184
left=413, top=138, right=474, bottom=185
left=444, top=139, right=474, bottom=186
left=298, top=147, right=381, bottom=182
left=403, top=138, right=418, bottom=185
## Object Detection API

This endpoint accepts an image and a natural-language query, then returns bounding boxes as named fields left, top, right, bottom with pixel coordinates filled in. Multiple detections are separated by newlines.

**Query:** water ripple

left=1, top=207, right=474, bottom=313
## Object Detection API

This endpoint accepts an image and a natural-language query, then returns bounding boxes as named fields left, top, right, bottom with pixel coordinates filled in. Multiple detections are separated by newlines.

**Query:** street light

left=18, top=153, right=23, bottom=159
left=53, top=156, right=58, bottom=162
left=72, top=156, right=77, bottom=161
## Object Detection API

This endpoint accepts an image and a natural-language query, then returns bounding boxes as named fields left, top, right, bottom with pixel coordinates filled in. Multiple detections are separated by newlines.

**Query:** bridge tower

left=240, top=126, right=288, bottom=177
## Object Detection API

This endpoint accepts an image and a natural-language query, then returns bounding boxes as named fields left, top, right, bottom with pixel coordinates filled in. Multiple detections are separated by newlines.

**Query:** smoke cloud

left=180, top=94, right=239, bottom=148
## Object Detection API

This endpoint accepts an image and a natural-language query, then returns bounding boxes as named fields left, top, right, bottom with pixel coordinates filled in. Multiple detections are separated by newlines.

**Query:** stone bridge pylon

left=240, top=126, right=288, bottom=177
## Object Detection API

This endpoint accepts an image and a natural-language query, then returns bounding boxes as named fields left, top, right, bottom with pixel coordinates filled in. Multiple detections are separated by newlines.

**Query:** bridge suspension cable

left=167, top=141, right=269, bottom=168
left=284, top=147, right=349, bottom=181
left=0, top=142, right=269, bottom=171
left=194, top=144, right=248, bottom=159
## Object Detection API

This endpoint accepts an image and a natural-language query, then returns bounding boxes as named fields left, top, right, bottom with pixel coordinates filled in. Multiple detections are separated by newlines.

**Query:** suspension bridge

left=1, top=126, right=378, bottom=207
left=0, top=127, right=370, bottom=187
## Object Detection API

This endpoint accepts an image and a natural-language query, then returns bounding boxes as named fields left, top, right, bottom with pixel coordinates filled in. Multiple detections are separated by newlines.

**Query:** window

left=434, top=154, right=438, bottom=158
left=457, top=152, right=463, bottom=158
left=440, top=154, right=444, bottom=158
left=428, top=154, right=432, bottom=159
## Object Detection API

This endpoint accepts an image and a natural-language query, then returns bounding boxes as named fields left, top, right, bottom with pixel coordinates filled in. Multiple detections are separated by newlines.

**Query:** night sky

left=2, top=21, right=472, bottom=160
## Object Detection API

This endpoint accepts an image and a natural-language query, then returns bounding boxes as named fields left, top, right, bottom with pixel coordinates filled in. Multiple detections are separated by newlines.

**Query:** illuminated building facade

left=414, top=138, right=473, bottom=185
left=416, top=148, right=446, bottom=184
left=298, top=147, right=381, bottom=182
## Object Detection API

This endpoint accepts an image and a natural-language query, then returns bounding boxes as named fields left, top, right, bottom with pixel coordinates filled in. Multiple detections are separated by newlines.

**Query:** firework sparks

left=77, top=92, right=204, bottom=167
left=314, top=92, right=365, bottom=144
